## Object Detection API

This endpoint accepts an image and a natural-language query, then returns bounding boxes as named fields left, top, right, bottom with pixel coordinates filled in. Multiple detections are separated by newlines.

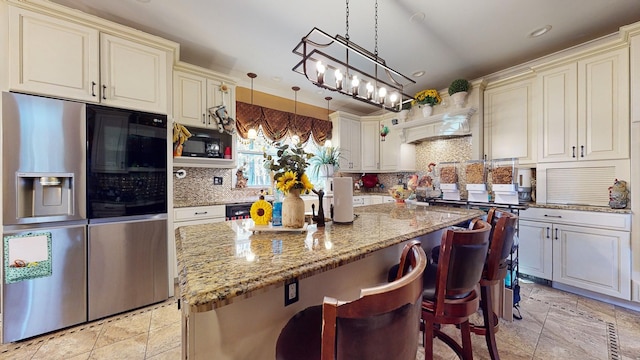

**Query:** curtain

left=236, top=102, right=332, bottom=145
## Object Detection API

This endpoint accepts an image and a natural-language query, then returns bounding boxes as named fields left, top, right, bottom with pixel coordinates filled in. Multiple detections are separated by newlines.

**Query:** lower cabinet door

left=553, top=224, right=631, bottom=300
left=519, top=220, right=553, bottom=281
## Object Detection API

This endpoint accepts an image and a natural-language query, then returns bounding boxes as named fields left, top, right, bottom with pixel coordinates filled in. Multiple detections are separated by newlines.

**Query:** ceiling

left=50, top=0, right=640, bottom=116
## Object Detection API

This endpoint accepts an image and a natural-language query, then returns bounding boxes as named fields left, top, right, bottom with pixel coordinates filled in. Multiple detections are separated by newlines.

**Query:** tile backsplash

left=173, top=136, right=474, bottom=206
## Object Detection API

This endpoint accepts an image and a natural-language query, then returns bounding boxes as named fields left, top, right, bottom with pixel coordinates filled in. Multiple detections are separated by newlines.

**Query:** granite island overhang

left=175, top=203, right=484, bottom=312
left=174, top=203, right=485, bottom=359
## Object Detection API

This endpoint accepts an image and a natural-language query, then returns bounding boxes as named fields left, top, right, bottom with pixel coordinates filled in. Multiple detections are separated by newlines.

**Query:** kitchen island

left=175, top=203, right=484, bottom=359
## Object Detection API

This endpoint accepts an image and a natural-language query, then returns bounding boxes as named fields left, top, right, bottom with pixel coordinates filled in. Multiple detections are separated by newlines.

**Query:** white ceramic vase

left=450, top=91, right=468, bottom=108
left=421, top=105, right=433, bottom=117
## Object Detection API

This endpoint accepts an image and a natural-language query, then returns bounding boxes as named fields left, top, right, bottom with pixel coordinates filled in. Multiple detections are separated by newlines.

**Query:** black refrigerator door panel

left=88, top=218, right=168, bottom=321
left=2, top=225, right=87, bottom=343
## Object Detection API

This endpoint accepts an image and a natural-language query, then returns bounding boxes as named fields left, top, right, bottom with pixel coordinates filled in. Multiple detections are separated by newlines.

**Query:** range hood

left=394, top=107, right=477, bottom=143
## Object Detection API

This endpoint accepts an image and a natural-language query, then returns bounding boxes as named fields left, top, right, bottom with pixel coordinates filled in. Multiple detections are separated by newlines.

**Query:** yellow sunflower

left=276, top=171, right=298, bottom=193
left=250, top=198, right=273, bottom=225
left=299, top=173, right=314, bottom=193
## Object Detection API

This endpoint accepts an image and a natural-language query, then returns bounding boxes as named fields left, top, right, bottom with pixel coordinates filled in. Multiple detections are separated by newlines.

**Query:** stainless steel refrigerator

left=2, top=92, right=88, bottom=343
left=2, top=92, right=169, bottom=343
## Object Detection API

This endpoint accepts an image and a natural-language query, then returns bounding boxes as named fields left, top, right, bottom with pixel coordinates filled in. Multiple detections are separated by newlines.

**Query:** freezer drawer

left=88, top=217, right=168, bottom=321
left=2, top=224, right=87, bottom=343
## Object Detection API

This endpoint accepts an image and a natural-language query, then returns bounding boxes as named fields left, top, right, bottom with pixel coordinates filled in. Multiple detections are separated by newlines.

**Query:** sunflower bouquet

left=412, top=89, right=441, bottom=107
left=264, top=142, right=314, bottom=194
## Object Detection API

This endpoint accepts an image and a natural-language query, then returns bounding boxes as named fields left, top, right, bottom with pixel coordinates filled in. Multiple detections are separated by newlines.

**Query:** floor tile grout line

left=528, top=294, right=622, bottom=360
left=527, top=295, right=552, bottom=360
left=0, top=298, right=178, bottom=355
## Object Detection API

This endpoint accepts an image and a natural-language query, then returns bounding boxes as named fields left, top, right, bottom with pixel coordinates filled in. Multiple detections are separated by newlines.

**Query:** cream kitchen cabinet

left=8, top=6, right=173, bottom=114
left=173, top=62, right=236, bottom=129
left=360, top=120, right=380, bottom=171
left=537, top=48, right=629, bottom=162
left=330, top=112, right=361, bottom=171
left=519, top=208, right=631, bottom=300
left=172, top=62, right=238, bottom=168
left=361, top=116, right=416, bottom=172
left=483, top=73, right=537, bottom=164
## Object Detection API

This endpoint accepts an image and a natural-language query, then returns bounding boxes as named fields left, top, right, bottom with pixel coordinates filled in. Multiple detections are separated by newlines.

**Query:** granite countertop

left=174, top=203, right=484, bottom=312
left=527, top=202, right=631, bottom=214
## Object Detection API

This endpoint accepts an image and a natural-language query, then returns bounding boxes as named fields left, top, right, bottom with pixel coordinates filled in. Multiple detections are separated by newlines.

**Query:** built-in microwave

left=182, top=132, right=223, bottom=158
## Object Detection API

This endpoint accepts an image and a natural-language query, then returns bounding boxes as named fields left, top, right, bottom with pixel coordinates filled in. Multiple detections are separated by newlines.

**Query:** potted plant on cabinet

left=412, top=88, right=441, bottom=117
left=308, top=144, right=342, bottom=178
left=448, top=79, right=470, bottom=108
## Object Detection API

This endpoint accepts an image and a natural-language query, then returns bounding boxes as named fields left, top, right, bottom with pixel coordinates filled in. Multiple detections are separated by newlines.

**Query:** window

left=236, top=127, right=324, bottom=190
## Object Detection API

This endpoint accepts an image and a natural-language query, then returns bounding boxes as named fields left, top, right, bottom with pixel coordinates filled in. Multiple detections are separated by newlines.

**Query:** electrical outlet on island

left=284, top=278, right=299, bottom=306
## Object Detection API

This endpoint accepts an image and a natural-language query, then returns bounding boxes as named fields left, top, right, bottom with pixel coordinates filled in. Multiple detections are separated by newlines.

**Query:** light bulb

left=351, top=76, right=359, bottom=96
left=325, top=140, right=332, bottom=147
left=247, top=128, right=257, bottom=140
left=335, top=69, right=343, bottom=90
left=390, top=92, right=399, bottom=107
left=378, top=87, right=387, bottom=104
left=366, top=82, right=374, bottom=99
left=316, top=61, right=325, bottom=84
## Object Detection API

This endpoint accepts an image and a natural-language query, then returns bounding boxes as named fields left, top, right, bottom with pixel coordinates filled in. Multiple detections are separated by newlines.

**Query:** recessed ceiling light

left=410, top=12, right=425, bottom=23
left=529, top=25, right=552, bottom=38
left=412, top=70, right=425, bottom=77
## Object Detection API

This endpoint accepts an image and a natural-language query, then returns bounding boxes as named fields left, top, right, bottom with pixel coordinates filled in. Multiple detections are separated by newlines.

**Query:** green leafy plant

left=308, top=145, right=342, bottom=177
left=448, top=79, right=470, bottom=96
left=264, top=142, right=314, bottom=194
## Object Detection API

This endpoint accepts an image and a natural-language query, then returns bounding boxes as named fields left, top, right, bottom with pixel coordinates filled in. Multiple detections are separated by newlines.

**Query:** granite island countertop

left=175, top=203, right=484, bottom=312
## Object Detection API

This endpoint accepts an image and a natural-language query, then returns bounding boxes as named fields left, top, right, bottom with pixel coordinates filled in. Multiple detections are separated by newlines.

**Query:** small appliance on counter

left=332, top=177, right=354, bottom=223
left=517, top=168, right=533, bottom=202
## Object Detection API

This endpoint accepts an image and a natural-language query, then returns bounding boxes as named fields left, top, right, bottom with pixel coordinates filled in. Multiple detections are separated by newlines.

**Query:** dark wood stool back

left=471, top=208, right=518, bottom=360
left=276, top=240, right=427, bottom=360
left=421, top=219, right=491, bottom=360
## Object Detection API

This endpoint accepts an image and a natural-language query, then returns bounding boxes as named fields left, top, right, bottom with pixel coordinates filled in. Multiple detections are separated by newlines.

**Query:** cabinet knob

left=91, top=81, right=96, bottom=97
left=202, top=114, right=206, bottom=124
left=194, top=211, right=208, bottom=215
left=102, top=85, right=107, bottom=100
left=554, top=228, right=559, bottom=240
left=580, top=145, right=585, bottom=158
left=546, top=227, right=550, bottom=239
left=572, top=146, right=576, bottom=158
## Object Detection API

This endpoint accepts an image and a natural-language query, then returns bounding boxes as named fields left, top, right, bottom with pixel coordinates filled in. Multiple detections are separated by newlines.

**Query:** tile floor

left=1, top=280, right=639, bottom=359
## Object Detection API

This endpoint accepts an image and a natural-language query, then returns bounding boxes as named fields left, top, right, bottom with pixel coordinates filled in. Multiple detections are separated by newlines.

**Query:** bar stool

left=275, top=240, right=427, bottom=360
left=421, top=219, right=491, bottom=360
left=470, top=208, right=518, bottom=360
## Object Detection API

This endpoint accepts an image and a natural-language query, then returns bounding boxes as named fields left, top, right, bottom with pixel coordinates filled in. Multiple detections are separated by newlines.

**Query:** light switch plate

left=213, top=177, right=223, bottom=185
left=284, top=278, right=299, bottom=306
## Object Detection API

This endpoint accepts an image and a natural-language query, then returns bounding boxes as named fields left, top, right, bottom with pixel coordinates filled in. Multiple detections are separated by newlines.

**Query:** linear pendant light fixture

left=292, top=0, right=415, bottom=112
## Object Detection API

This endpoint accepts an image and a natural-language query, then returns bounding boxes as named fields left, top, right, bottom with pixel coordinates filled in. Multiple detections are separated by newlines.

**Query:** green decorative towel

left=4, top=232, right=52, bottom=284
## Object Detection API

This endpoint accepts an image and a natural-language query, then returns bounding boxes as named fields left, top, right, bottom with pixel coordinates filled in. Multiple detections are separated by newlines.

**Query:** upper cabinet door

left=483, top=75, right=537, bottom=164
left=174, top=71, right=208, bottom=127
left=578, top=48, right=629, bottom=161
left=538, top=48, right=629, bottom=162
left=100, top=33, right=168, bottom=114
left=9, top=7, right=100, bottom=102
left=360, top=121, right=380, bottom=171
left=537, top=63, right=578, bottom=162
